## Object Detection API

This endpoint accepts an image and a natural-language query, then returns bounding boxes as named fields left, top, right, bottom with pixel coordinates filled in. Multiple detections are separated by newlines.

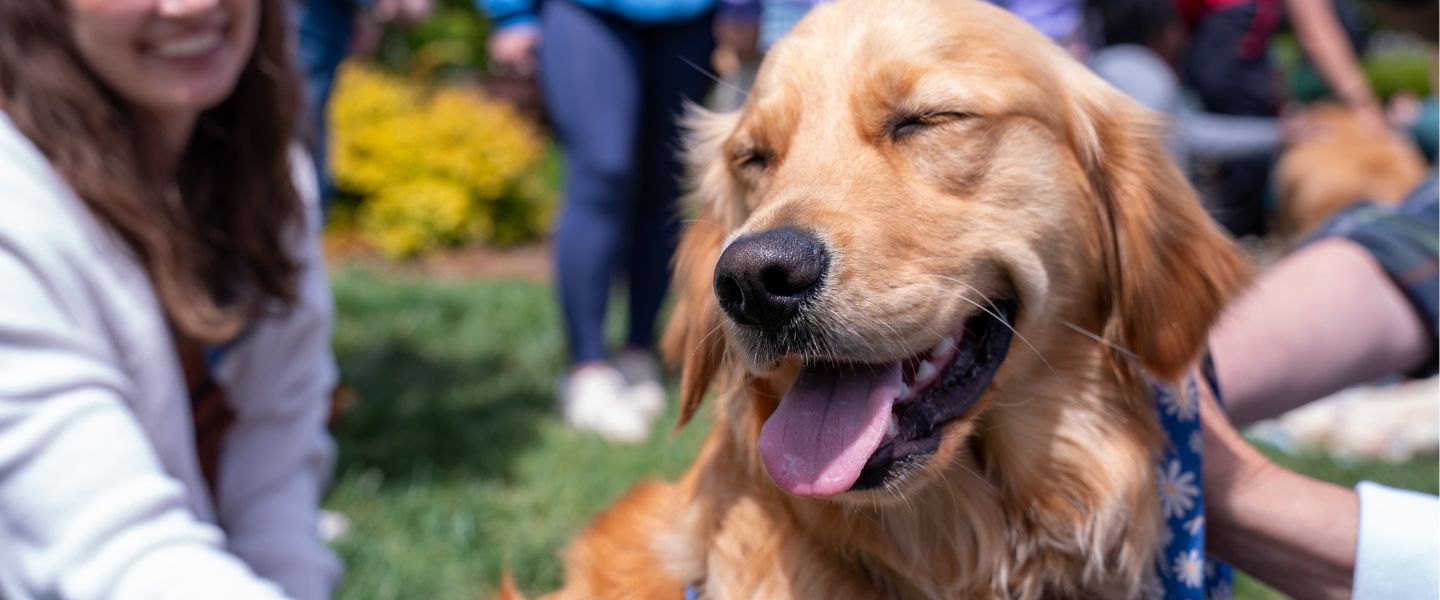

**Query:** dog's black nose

left=713, top=227, right=828, bottom=329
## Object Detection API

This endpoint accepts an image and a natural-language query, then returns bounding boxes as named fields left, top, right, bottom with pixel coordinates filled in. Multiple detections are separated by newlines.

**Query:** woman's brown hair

left=0, top=0, right=304, bottom=344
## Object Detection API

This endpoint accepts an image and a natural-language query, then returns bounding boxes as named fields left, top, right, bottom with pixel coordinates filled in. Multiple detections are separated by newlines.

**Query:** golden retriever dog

left=508, top=0, right=1248, bottom=597
left=1273, top=103, right=1428, bottom=238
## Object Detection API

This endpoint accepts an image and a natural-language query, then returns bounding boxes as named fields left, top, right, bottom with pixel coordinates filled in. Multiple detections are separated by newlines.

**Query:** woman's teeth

left=149, top=31, right=222, bottom=60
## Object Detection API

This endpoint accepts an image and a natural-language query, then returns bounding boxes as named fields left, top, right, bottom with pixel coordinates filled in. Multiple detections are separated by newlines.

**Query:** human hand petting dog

left=1200, top=386, right=1358, bottom=600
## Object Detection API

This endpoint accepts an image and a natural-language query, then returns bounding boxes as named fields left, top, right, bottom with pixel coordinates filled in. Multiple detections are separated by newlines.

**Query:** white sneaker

left=559, top=365, right=650, bottom=443
left=616, top=349, right=666, bottom=421
left=318, top=510, right=351, bottom=543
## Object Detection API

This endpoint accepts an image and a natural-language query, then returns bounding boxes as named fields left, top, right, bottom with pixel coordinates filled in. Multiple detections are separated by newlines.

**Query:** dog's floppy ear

left=1069, top=79, right=1249, bottom=380
left=662, top=107, right=742, bottom=429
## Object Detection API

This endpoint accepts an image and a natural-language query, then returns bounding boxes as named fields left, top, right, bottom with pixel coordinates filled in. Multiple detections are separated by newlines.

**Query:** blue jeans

left=539, top=1, right=716, bottom=364
left=296, top=0, right=356, bottom=215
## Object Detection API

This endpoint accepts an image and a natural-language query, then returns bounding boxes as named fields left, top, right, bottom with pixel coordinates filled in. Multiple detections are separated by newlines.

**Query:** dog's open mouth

left=758, top=300, right=1017, bottom=497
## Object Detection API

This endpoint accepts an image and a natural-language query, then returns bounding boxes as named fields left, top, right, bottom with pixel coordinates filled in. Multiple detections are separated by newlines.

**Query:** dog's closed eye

left=734, top=147, right=772, bottom=173
left=887, top=111, right=975, bottom=141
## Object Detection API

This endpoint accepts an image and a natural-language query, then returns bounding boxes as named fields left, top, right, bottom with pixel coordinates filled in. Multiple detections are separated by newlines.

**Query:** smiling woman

left=0, top=0, right=340, bottom=599
left=67, top=0, right=260, bottom=152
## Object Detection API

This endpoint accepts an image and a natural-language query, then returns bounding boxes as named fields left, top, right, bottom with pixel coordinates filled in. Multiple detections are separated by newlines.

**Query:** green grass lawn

left=326, top=268, right=1439, bottom=599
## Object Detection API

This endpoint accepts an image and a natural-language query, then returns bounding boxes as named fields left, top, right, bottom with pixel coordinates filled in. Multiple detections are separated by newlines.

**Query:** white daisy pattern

left=1173, top=549, right=1205, bottom=589
left=1151, top=369, right=1234, bottom=598
left=1157, top=459, right=1200, bottom=519
left=1185, top=515, right=1205, bottom=536
left=1161, top=384, right=1198, bottom=422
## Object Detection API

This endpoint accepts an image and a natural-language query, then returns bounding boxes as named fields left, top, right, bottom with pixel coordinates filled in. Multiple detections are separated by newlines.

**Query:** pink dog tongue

left=759, top=361, right=902, bottom=497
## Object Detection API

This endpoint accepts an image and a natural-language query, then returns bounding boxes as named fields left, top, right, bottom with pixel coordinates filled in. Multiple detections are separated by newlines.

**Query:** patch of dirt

left=324, top=232, right=552, bottom=282
left=416, top=242, right=552, bottom=281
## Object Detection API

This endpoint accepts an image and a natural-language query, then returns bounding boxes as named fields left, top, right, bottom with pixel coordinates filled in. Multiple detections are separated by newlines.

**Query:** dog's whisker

left=987, top=398, right=1038, bottom=410
left=959, top=282, right=1005, bottom=322
left=692, top=322, right=726, bottom=358
left=866, top=306, right=911, bottom=362
left=934, top=468, right=966, bottom=516
left=720, top=341, right=740, bottom=380
left=910, top=283, right=1055, bottom=375
left=916, top=323, right=946, bottom=348
left=900, top=255, right=964, bottom=266
left=1059, top=319, right=1139, bottom=361
left=950, top=453, right=1001, bottom=498
left=921, top=273, right=1005, bottom=326
left=677, top=54, right=749, bottom=99
left=884, top=471, right=917, bottom=516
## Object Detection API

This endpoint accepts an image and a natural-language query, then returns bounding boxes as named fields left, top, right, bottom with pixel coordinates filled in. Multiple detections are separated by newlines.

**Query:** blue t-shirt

left=479, top=0, right=756, bottom=27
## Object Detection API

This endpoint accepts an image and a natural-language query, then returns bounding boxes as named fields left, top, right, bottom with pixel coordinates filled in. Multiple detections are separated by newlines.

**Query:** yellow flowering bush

left=329, top=62, right=554, bottom=258
left=358, top=177, right=486, bottom=258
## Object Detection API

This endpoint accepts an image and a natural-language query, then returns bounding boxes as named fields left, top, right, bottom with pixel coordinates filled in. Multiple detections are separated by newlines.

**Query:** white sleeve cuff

left=111, top=544, right=292, bottom=600
left=1354, top=481, right=1440, bottom=600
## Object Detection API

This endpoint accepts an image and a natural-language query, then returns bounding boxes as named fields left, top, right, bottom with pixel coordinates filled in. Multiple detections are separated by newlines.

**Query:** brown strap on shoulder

left=176, top=338, right=236, bottom=498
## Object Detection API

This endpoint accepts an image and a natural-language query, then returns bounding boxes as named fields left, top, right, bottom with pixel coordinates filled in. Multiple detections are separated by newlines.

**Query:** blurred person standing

left=1182, top=0, right=1382, bottom=125
left=1001, top=0, right=1089, bottom=57
left=758, top=0, right=1086, bottom=55
left=1179, top=0, right=1384, bottom=237
left=481, top=0, right=755, bottom=441
left=295, top=0, right=431, bottom=212
left=1089, top=0, right=1285, bottom=174
left=757, top=0, right=814, bottom=51
left=0, top=0, right=340, bottom=598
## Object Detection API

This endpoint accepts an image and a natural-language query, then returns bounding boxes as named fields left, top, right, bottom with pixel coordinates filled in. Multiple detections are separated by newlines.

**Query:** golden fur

left=1273, top=104, right=1428, bottom=238
left=507, top=1, right=1248, bottom=597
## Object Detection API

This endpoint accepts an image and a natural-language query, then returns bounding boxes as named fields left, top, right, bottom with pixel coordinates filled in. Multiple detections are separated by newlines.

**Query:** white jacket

left=0, top=113, right=340, bottom=599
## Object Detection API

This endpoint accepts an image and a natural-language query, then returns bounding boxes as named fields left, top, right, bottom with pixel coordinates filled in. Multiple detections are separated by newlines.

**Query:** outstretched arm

left=1284, top=0, right=1386, bottom=130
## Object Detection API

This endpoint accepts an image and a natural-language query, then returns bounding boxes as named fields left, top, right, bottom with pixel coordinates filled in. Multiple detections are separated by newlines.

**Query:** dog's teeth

left=914, top=360, right=937, bottom=386
left=929, top=337, right=954, bottom=359
left=887, top=417, right=899, bottom=439
left=898, top=382, right=912, bottom=401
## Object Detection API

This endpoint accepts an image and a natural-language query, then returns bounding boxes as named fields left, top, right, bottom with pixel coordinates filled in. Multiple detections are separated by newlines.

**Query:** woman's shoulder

left=0, top=112, right=81, bottom=217
left=0, top=112, right=132, bottom=281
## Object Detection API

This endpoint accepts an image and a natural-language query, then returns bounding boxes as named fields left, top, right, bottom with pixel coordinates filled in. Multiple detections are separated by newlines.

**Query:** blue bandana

left=1149, top=359, right=1234, bottom=599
